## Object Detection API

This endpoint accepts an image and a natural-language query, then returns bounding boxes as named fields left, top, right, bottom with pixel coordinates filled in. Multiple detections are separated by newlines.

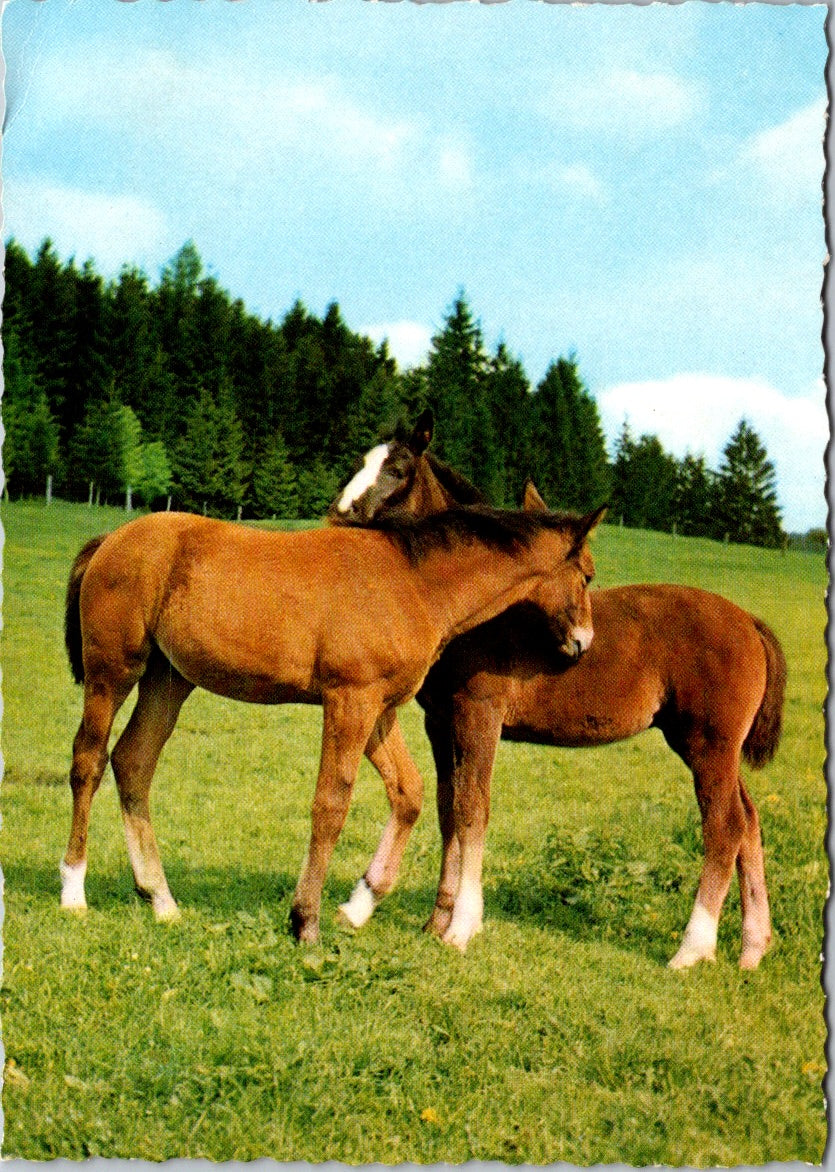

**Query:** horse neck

left=411, top=462, right=458, bottom=516
left=417, top=535, right=562, bottom=644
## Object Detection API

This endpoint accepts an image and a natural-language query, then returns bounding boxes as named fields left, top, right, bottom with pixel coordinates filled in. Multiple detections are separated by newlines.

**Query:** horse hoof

left=289, top=908, right=319, bottom=943
left=60, top=901, right=87, bottom=915
left=668, top=945, right=716, bottom=970
left=423, top=904, right=453, bottom=937
left=442, top=920, right=481, bottom=952
left=153, top=901, right=181, bottom=923
left=739, top=943, right=769, bottom=970
left=337, top=879, right=377, bottom=929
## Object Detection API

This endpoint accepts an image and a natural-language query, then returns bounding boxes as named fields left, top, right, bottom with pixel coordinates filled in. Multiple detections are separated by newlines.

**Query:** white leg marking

left=669, top=899, right=718, bottom=969
left=443, top=877, right=483, bottom=952
left=338, top=878, right=378, bottom=928
left=337, top=444, right=391, bottom=513
left=60, top=859, right=88, bottom=910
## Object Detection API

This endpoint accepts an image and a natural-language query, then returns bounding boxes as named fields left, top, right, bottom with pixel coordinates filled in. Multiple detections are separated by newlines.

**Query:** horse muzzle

left=558, top=625, right=594, bottom=661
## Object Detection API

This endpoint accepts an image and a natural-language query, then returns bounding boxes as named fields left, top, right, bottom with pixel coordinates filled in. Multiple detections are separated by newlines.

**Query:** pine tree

left=672, top=453, right=717, bottom=538
left=2, top=326, right=61, bottom=497
left=423, top=292, right=501, bottom=499
left=610, top=422, right=678, bottom=530
left=297, top=456, right=340, bottom=520
left=716, top=419, right=784, bottom=548
left=172, top=385, right=244, bottom=517
left=483, top=342, right=532, bottom=506
left=528, top=358, right=610, bottom=512
left=249, top=432, right=299, bottom=519
left=69, top=391, right=126, bottom=503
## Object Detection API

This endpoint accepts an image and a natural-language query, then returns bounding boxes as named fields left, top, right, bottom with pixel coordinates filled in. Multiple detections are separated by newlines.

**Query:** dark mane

left=424, top=453, right=488, bottom=506
left=377, top=505, right=581, bottom=565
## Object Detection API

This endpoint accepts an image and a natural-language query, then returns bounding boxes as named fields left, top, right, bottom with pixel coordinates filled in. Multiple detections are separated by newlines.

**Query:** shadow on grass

left=5, top=856, right=701, bottom=970
left=4, top=859, right=299, bottom=919
left=388, top=834, right=701, bottom=969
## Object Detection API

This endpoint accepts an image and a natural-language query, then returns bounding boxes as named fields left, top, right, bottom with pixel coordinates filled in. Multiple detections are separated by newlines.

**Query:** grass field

left=1, top=500, right=827, bottom=1164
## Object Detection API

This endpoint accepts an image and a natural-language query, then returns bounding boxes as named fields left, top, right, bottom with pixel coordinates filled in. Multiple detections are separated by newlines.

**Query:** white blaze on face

left=337, top=443, right=391, bottom=513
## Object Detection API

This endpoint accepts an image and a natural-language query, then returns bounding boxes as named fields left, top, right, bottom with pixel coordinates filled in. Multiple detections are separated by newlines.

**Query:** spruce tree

left=423, top=293, right=501, bottom=499
left=249, top=433, right=300, bottom=519
left=716, top=419, right=784, bottom=548
left=528, top=358, right=610, bottom=512
left=2, top=326, right=61, bottom=497
left=172, top=384, right=245, bottom=517
left=483, top=342, right=532, bottom=506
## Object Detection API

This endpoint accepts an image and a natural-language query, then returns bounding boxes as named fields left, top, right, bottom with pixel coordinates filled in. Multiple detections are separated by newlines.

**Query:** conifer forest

left=3, top=238, right=790, bottom=548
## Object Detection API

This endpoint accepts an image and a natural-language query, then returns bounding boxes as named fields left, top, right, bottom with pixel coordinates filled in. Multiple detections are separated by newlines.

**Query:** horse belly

left=155, top=606, right=320, bottom=704
left=502, top=663, right=660, bottom=747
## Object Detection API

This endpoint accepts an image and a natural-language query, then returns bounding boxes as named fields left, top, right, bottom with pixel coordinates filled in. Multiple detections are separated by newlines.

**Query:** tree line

left=3, top=237, right=787, bottom=548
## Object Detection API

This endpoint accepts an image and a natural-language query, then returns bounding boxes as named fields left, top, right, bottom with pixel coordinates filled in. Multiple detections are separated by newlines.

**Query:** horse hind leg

left=669, top=748, right=747, bottom=970
left=62, top=676, right=133, bottom=911
left=736, top=777, right=772, bottom=969
left=442, top=701, right=503, bottom=952
left=109, top=653, right=194, bottom=921
left=422, top=707, right=460, bottom=938
left=338, top=711, right=424, bottom=929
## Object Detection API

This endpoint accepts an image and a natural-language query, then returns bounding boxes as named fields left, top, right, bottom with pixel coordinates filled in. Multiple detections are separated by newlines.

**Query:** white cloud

left=544, top=69, right=701, bottom=136
left=739, top=98, right=826, bottom=203
left=3, top=179, right=173, bottom=272
left=362, top=320, right=432, bottom=369
left=597, top=373, right=827, bottom=531
left=34, top=50, right=471, bottom=202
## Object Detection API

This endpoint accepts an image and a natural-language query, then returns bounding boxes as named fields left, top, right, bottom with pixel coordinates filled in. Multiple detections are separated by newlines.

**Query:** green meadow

left=1, top=501, right=827, bottom=1164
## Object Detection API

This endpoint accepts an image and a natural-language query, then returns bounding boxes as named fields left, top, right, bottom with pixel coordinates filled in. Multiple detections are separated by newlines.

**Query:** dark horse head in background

left=328, top=409, right=485, bottom=527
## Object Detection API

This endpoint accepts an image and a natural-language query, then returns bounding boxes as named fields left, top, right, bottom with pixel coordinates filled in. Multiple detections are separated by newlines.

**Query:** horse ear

left=408, top=408, right=434, bottom=455
left=523, top=480, right=549, bottom=513
left=578, top=503, right=608, bottom=541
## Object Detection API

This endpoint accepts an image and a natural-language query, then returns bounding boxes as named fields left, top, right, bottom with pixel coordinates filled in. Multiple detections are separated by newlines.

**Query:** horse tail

left=742, top=618, right=788, bottom=770
left=65, top=535, right=107, bottom=685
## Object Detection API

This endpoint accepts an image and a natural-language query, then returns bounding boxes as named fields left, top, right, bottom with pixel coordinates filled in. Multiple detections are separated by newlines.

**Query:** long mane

left=376, top=505, right=581, bottom=565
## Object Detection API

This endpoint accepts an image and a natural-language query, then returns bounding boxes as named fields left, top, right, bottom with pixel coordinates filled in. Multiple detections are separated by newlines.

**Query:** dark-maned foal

left=331, top=414, right=785, bottom=969
left=62, top=506, right=599, bottom=941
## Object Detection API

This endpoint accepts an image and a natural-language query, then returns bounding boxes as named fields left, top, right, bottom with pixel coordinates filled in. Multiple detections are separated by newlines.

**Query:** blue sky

left=3, top=0, right=828, bottom=529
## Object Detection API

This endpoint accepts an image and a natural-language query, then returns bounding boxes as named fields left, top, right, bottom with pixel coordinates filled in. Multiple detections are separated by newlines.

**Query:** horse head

left=523, top=481, right=607, bottom=660
left=328, top=409, right=435, bottom=526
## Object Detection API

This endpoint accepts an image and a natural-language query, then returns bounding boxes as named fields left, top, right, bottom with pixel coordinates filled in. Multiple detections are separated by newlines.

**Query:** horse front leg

left=669, top=749, right=747, bottom=970
left=62, top=675, right=134, bottom=912
left=338, top=711, right=424, bottom=929
left=110, top=654, right=194, bottom=921
left=442, top=700, right=503, bottom=952
left=291, top=690, right=381, bottom=943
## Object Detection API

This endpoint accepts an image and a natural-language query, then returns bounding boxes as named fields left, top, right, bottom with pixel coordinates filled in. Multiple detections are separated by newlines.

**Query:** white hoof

left=60, top=859, right=88, bottom=911
left=337, top=878, right=377, bottom=929
left=668, top=941, right=716, bottom=969
left=152, top=894, right=180, bottom=922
